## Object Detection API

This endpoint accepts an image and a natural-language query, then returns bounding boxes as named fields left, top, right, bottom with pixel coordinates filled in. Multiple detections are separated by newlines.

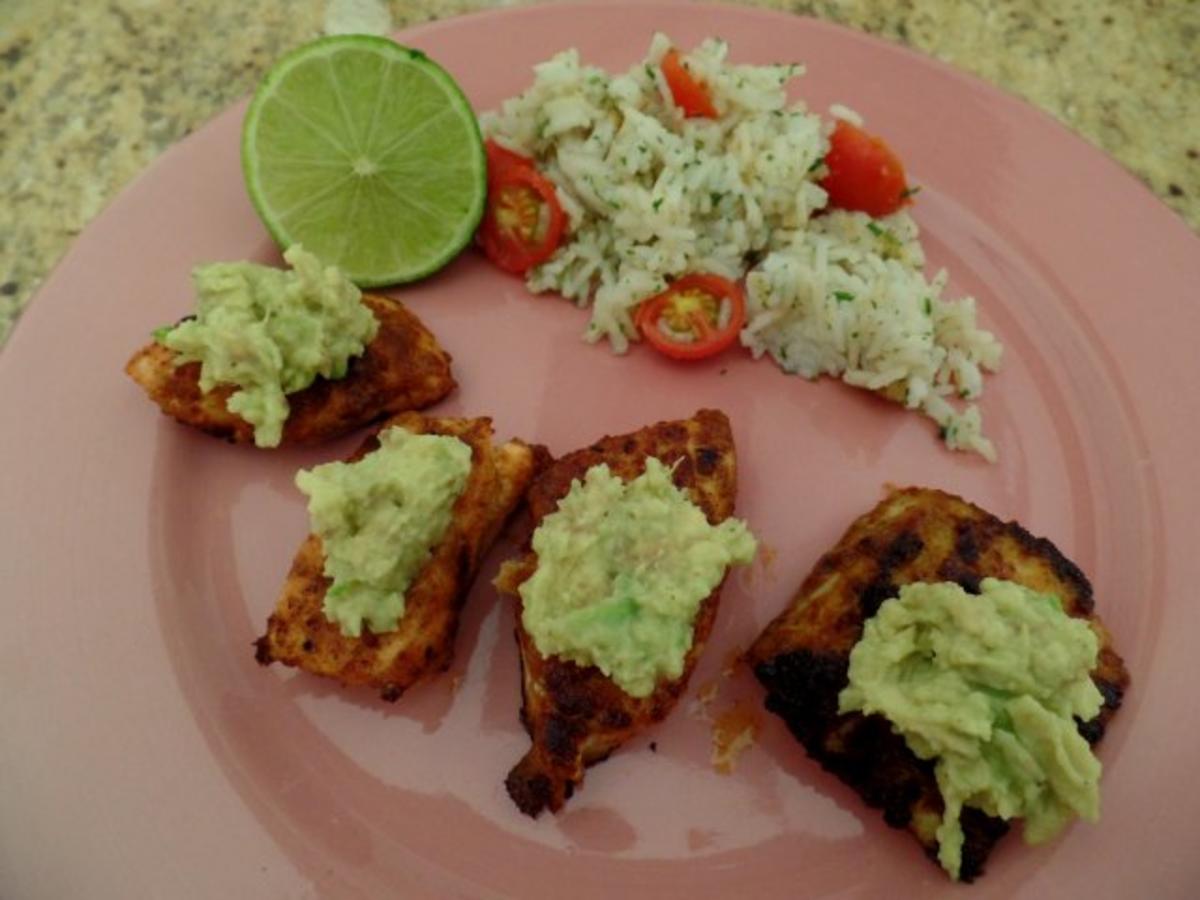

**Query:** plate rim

left=2, top=3, right=1199, bottom=898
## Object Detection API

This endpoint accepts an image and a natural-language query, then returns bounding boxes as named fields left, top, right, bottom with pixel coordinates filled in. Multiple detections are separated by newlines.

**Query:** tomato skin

left=485, top=139, right=533, bottom=183
left=661, top=49, right=718, bottom=119
left=635, top=273, right=746, bottom=362
left=819, top=120, right=910, bottom=217
left=479, top=163, right=567, bottom=275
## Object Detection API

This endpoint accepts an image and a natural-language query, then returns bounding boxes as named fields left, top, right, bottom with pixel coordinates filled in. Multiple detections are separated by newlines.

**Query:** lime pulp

left=241, top=35, right=486, bottom=287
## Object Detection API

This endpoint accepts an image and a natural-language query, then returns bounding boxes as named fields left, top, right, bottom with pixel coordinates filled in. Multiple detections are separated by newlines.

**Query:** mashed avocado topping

left=295, top=426, right=472, bottom=638
left=519, top=458, right=757, bottom=698
left=838, top=578, right=1104, bottom=880
left=161, top=245, right=378, bottom=447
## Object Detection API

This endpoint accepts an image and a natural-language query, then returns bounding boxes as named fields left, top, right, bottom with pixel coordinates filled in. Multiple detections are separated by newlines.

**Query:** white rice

left=480, top=33, right=1003, bottom=460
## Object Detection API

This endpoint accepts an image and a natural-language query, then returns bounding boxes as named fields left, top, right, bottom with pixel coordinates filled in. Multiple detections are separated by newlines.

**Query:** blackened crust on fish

left=1080, top=663, right=1127, bottom=745
left=1006, top=520, right=1096, bottom=616
left=754, top=650, right=1009, bottom=883
left=957, top=810, right=1012, bottom=883
left=853, top=530, right=925, bottom=618
left=125, top=294, right=456, bottom=446
left=696, top=446, right=721, bottom=475
left=379, top=683, right=404, bottom=703
left=955, top=522, right=981, bottom=564
left=499, top=410, right=741, bottom=817
left=745, top=486, right=1130, bottom=882
left=858, top=577, right=899, bottom=620
left=755, top=650, right=847, bottom=739
left=505, top=761, right=554, bottom=818
left=253, top=635, right=272, bottom=666
left=882, top=530, right=925, bottom=569
left=253, top=413, right=542, bottom=700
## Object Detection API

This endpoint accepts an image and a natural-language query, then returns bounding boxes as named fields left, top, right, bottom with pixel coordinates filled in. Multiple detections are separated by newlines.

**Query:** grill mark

left=545, top=664, right=598, bottom=719
left=544, top=715, right=581, bottom=763
left=856, top=531, right=925, bottom=617
left=1007, top=519, right=1095, bottom=615
left=756, top=649, right=1010, bottom=883
left=937, top=559, right=983, bottom=594
left=881, top=530, right=924, bottom=570
left=749, top=487, right=1129, bottom=884
left=955, top=522, right=981, bottom=564
left=858, top=578, right=898, bottom=619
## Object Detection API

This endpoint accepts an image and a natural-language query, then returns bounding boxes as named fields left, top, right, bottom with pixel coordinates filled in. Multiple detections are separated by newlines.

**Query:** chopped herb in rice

left=480, top=32, right=1002, bottom=460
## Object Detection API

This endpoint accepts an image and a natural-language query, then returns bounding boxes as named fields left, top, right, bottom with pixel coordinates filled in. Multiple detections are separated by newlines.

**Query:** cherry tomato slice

left=661, top=49, right=718, bottom=119
left=819, top=120, right=910, bottom=217
left=479, top=163, right=567, bottom=275
left=485, top=138, right=534, bottom=184
left=635, top=273, right=746, bottom=361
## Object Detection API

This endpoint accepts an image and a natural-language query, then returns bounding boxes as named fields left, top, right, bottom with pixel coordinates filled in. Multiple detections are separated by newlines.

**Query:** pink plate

left=3, top=2, right=1199, bottom=897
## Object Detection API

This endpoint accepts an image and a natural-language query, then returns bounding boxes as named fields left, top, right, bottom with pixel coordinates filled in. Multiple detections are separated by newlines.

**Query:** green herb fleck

left=807, top=155, right=826, bottom=173
left=867, top=222, right=885, bottom=237
left=152, top=325, right=173, bottom=342
left=652, top=197, right=664, bottom=212
left=923, top=297, right=932, bottom=315
left=834, top=291, right=855, bottom=303
left=901, top=185, right=923, bottom=199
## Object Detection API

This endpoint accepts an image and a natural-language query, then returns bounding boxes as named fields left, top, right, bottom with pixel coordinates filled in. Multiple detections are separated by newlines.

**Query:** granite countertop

left=1, top=0, right=1197, bottom=346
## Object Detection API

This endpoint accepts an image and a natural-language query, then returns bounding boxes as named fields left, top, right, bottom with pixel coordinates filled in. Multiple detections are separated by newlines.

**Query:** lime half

left=242, top=35, right=486, bottom=287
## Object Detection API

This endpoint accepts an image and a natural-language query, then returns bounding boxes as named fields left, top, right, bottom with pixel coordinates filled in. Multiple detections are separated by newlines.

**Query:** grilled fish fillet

left=255, top=412, right=545, bottom=701
left=745, top=487, right=1130, bottom=882
left=494, top=408, right=740, bottom=816
left=125, top=293, right=455, bottom=446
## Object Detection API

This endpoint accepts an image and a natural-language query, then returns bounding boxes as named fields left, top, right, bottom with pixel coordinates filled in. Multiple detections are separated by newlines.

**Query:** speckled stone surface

left=1, top=0, right=1197, bottom=346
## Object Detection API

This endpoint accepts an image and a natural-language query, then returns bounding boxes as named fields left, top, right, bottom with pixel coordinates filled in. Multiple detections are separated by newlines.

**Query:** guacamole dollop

left=295, top=426, right=472, bottom=637
left=161, top=245, right=378, bottom=447
left=838, top=578, right=1104, bottom=880
left=519, top=458, right=757, bottom=698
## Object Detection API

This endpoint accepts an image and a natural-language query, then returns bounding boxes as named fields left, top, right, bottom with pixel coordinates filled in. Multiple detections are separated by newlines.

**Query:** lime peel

left=242, top=35, right=486, bottom=287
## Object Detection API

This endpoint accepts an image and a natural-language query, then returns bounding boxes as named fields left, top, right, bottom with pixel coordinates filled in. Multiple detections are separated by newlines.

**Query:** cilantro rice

left=480, top=33, right=1002, bottom=459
